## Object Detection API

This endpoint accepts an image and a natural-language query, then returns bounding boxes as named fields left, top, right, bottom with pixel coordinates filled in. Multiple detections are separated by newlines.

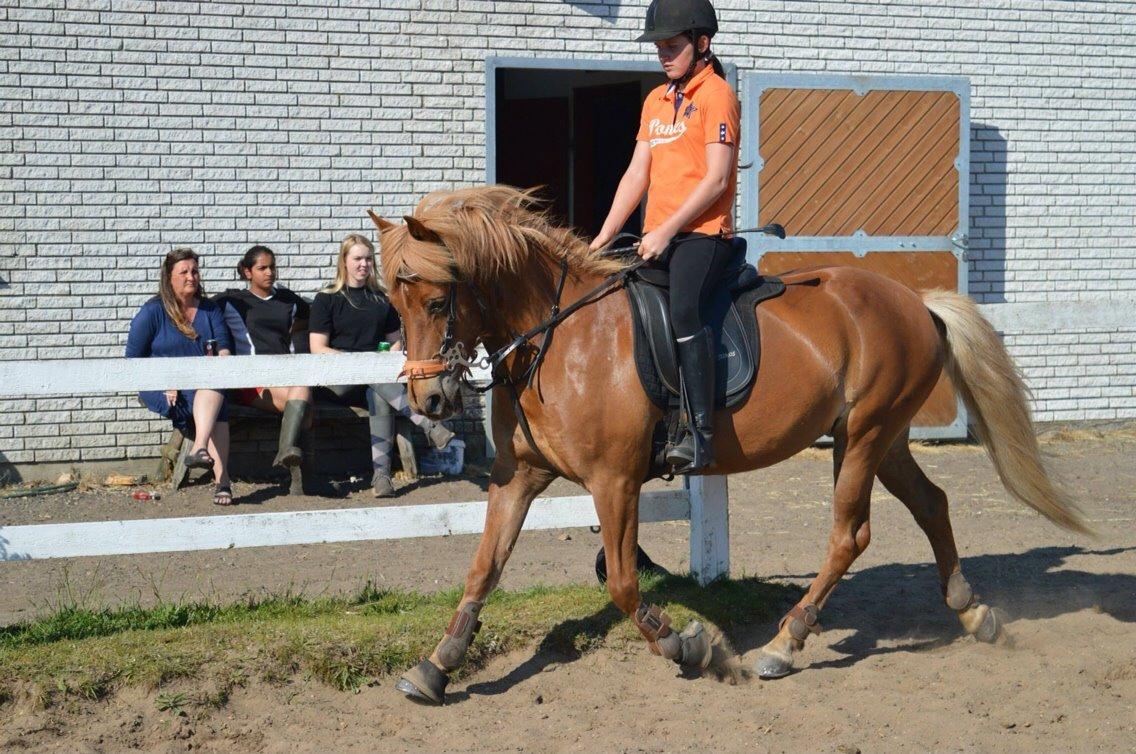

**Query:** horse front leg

left=594, top=475, right=713, bottom=671
left=396, top=458, right=554, bottom=704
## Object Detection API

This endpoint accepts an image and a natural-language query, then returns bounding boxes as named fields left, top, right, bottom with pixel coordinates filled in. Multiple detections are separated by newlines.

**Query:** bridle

left=396, top=224, right=787, bottom=391
left=397, top=282, right=475, bottom=382
left=398, top=255, right=633, bottom=394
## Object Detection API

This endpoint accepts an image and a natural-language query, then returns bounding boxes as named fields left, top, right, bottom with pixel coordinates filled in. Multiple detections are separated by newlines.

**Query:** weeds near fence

left=0, top=574, right=798, bottom=712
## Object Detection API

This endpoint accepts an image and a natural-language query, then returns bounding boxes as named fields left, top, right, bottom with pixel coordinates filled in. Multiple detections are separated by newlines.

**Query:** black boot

left=665, top=327, right=715, bottom=473
left=272, top=399, right=309, bottom=469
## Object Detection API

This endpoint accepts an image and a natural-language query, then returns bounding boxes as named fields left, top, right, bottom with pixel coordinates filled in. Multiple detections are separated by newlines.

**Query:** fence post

left=686, top=474, right=729, bottom=585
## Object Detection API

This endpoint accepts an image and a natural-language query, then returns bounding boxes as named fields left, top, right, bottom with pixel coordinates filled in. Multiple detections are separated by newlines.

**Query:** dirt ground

left=2, top=427, right=1134, bottom=753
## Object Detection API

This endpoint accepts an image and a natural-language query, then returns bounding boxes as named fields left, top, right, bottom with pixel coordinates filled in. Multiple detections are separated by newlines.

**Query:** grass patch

left=0, top=575, right=798, bottom=709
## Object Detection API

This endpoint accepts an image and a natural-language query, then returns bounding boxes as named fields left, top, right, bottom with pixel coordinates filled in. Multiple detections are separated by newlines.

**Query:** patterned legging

left=323, top=383, right=441, bottom=476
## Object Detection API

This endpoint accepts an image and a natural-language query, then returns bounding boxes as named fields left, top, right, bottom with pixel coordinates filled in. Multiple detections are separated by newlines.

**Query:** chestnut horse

left=370, top=186, right=1087, bottom=704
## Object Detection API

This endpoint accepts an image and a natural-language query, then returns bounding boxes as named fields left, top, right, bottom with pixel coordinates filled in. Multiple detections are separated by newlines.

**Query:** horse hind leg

left=755, top=420, right=881, bottom=679
left=396, top=458, right=555, bottom=704
left=875, top=430, right=1001, bottom=643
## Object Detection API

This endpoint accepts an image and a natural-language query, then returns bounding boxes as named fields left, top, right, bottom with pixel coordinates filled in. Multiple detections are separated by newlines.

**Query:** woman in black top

left=310, top=234, right=454, bottom=497
left=217, top=245, right=313, bottom=471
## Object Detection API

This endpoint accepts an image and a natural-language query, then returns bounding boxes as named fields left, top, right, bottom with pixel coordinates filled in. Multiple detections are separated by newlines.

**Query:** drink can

left=205, top=339, right=218, bottom=356
left=377, top=341, right=391, bottom=352
left=132, top=489, right=160, bottom=501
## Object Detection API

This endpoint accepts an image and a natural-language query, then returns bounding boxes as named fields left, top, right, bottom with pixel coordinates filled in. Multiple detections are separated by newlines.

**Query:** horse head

left=368, top=186, right=625, bottom=420
left=368, top=210, right=481, bottom=420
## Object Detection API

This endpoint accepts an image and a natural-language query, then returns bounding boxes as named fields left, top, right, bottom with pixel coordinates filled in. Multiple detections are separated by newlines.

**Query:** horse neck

left=480, top=252, right=604, bottom=352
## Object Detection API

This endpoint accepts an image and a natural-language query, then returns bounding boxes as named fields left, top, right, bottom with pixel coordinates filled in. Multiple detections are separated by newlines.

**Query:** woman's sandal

left=186, top=448, right=215, bottom=469
left=213, top=485, right=234, bottom=506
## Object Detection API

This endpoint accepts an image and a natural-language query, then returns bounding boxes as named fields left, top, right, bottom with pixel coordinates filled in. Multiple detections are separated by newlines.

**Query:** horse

left=369, top=185, right=1088, bottom=704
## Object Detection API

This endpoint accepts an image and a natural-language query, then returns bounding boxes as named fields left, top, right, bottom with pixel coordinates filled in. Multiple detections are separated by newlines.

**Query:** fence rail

left=0, top=352, right=491, bottom=396
left=0, top=351, right=731, bottom=584
left=0, top=489, right=690, bottom=562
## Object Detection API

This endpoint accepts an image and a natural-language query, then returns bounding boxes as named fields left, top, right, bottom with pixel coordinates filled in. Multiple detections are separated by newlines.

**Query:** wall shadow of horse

left=451, top=545, right=1132, bottom=701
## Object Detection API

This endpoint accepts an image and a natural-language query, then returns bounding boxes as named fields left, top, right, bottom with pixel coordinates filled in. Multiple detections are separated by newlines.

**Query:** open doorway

left=491, top=64, right=663, bottom=239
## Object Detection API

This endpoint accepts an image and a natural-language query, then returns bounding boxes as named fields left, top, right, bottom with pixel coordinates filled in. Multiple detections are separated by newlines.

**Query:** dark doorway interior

left=495, top=68, right=662, bottom=238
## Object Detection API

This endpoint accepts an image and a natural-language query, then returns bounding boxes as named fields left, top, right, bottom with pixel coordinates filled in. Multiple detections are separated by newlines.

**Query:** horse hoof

left=678, top=621, right=713, bottom=670
left=755, top=650, right=793, bottom=680
left=396, top=660, right=449, bottom=705
left=973, top=606, right=1001, bottom=644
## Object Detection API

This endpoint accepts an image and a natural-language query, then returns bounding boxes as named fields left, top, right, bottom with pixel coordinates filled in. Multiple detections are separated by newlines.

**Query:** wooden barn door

left=740, top=74, right=971, bottom=439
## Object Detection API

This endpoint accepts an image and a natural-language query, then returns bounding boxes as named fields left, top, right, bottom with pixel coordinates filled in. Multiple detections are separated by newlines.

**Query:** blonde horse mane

left=378, top=185, right=625, bottom=289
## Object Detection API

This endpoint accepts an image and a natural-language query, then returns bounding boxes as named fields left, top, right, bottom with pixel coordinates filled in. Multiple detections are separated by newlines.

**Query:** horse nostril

left=424, top=393, right=443, bottom=416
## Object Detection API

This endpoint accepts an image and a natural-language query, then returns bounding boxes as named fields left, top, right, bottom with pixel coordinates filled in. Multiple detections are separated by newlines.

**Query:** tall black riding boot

left=665, top=326, right=716, bottom=473
left=272, top=399, right=309, bottom=469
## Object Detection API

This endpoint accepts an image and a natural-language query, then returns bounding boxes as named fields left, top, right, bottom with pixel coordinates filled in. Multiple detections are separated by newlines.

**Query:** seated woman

left=309, top=233, right=454, bottom=498
left=126, top=247, right=236, bottom=505
left=217, top=245, right=312, bottom=470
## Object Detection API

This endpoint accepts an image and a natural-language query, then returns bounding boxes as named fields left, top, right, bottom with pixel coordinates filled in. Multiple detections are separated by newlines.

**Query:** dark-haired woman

left=217, top=245, right=313, bottom=470
left=590, top=0, right=738, bottom=474
left=310, top=234, right=454, bottom=498
left=125, top=248, right=235, bottom=505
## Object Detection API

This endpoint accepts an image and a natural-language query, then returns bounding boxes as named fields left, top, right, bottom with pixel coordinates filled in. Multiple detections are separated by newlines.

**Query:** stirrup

left=666, top=429, right=712, bottom=473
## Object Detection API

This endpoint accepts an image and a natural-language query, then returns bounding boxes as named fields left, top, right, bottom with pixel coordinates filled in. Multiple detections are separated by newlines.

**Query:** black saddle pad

left=626, top=266, right=786, bottom=411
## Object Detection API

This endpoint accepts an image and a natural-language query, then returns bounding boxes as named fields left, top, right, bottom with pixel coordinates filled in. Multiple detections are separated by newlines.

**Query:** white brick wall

left=1, top=0, right=1134, bottom=468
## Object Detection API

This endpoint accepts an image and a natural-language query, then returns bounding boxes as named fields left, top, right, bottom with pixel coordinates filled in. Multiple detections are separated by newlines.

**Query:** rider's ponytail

left=708, top=52, right=724, bottom=78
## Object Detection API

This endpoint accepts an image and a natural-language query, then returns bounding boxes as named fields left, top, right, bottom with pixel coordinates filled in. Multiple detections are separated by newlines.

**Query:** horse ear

left=403, top=215, right=441, bottom=244
left=367, top=210, right=395, bottom=232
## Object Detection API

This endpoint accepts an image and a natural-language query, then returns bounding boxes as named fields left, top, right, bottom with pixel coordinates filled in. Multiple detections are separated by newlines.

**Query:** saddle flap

left=626, top=280, right=763, bottom=410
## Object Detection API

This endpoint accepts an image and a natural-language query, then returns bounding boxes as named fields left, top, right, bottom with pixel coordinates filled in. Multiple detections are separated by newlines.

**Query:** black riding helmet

left=636, top=0, right=718, bottom=43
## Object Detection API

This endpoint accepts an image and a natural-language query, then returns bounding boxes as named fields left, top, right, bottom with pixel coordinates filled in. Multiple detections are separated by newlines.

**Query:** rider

left=590, top=0, right=738, bottom=473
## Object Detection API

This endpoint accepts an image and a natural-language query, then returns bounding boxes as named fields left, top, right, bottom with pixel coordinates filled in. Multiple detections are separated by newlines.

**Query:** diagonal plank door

left=740, top=74, right=970, bottom=438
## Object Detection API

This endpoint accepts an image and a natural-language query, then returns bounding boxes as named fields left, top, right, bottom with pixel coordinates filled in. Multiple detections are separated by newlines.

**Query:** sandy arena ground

left=1, top=427, right=1134, bottom=752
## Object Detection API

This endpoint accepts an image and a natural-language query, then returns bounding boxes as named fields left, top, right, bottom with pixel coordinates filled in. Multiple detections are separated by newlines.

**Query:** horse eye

left=425, top=297, right=447, bottom=315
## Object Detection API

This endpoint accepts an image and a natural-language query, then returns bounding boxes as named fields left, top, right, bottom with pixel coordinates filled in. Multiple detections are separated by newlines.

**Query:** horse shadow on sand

left=801, top=544, right=1135, bottom=671
left=448, top=545, right=1134, bottom=703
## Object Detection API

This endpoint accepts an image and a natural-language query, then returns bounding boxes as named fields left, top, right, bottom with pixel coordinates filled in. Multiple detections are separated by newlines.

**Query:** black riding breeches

left=664, top=232, right=735, bottom=340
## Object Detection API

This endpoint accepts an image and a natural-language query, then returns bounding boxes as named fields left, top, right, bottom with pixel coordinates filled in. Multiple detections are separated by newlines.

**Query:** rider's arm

left=590, top=140, right=653, bottom=250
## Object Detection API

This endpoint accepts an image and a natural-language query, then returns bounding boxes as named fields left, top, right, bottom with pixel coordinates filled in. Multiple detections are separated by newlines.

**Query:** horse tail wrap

left=922, top=290, right=1091, bottom=535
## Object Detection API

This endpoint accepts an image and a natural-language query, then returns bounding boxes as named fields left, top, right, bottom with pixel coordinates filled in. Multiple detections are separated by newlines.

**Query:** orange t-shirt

left=636, top=65, right=740, bottom=235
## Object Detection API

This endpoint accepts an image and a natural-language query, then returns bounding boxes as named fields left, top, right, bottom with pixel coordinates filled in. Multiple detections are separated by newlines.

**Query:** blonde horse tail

left=922, top=290, right=1091, bottom=535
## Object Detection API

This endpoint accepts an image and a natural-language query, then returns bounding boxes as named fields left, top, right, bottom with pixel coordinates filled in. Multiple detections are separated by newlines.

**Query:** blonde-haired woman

left=126, top=248, right=235, bottom=505
left=310, top=234, right=454, bottom=497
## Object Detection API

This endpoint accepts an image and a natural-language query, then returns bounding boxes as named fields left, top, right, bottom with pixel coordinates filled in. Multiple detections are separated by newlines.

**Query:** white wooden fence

left=8, top=299, right=1114, bottom=580
left=0, top=353, right=731, bottom=584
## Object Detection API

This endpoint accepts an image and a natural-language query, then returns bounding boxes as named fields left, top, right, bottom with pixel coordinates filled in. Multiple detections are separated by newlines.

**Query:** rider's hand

left=637, top=229, right=674, bottom=261
left=164, top=390, right=178, bottom=407
left=588, top=232, right=613, bottom=253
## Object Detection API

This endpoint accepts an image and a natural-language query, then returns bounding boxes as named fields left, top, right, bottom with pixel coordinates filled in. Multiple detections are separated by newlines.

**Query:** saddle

left=624, top=237, right=786, bottom=477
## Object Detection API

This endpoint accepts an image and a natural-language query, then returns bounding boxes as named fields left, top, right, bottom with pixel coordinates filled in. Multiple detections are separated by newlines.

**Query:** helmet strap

left=675, top=31, right=711, bottom=90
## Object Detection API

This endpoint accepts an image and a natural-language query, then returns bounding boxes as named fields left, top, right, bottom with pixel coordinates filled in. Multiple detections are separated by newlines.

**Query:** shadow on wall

left=564, top=0, right=619, bottom=18
left=970, top=123, right=1007, bottom=303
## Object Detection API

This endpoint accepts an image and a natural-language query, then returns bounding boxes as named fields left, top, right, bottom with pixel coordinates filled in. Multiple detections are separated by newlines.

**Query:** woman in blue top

left=125, top=248, right=236, bottom=505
